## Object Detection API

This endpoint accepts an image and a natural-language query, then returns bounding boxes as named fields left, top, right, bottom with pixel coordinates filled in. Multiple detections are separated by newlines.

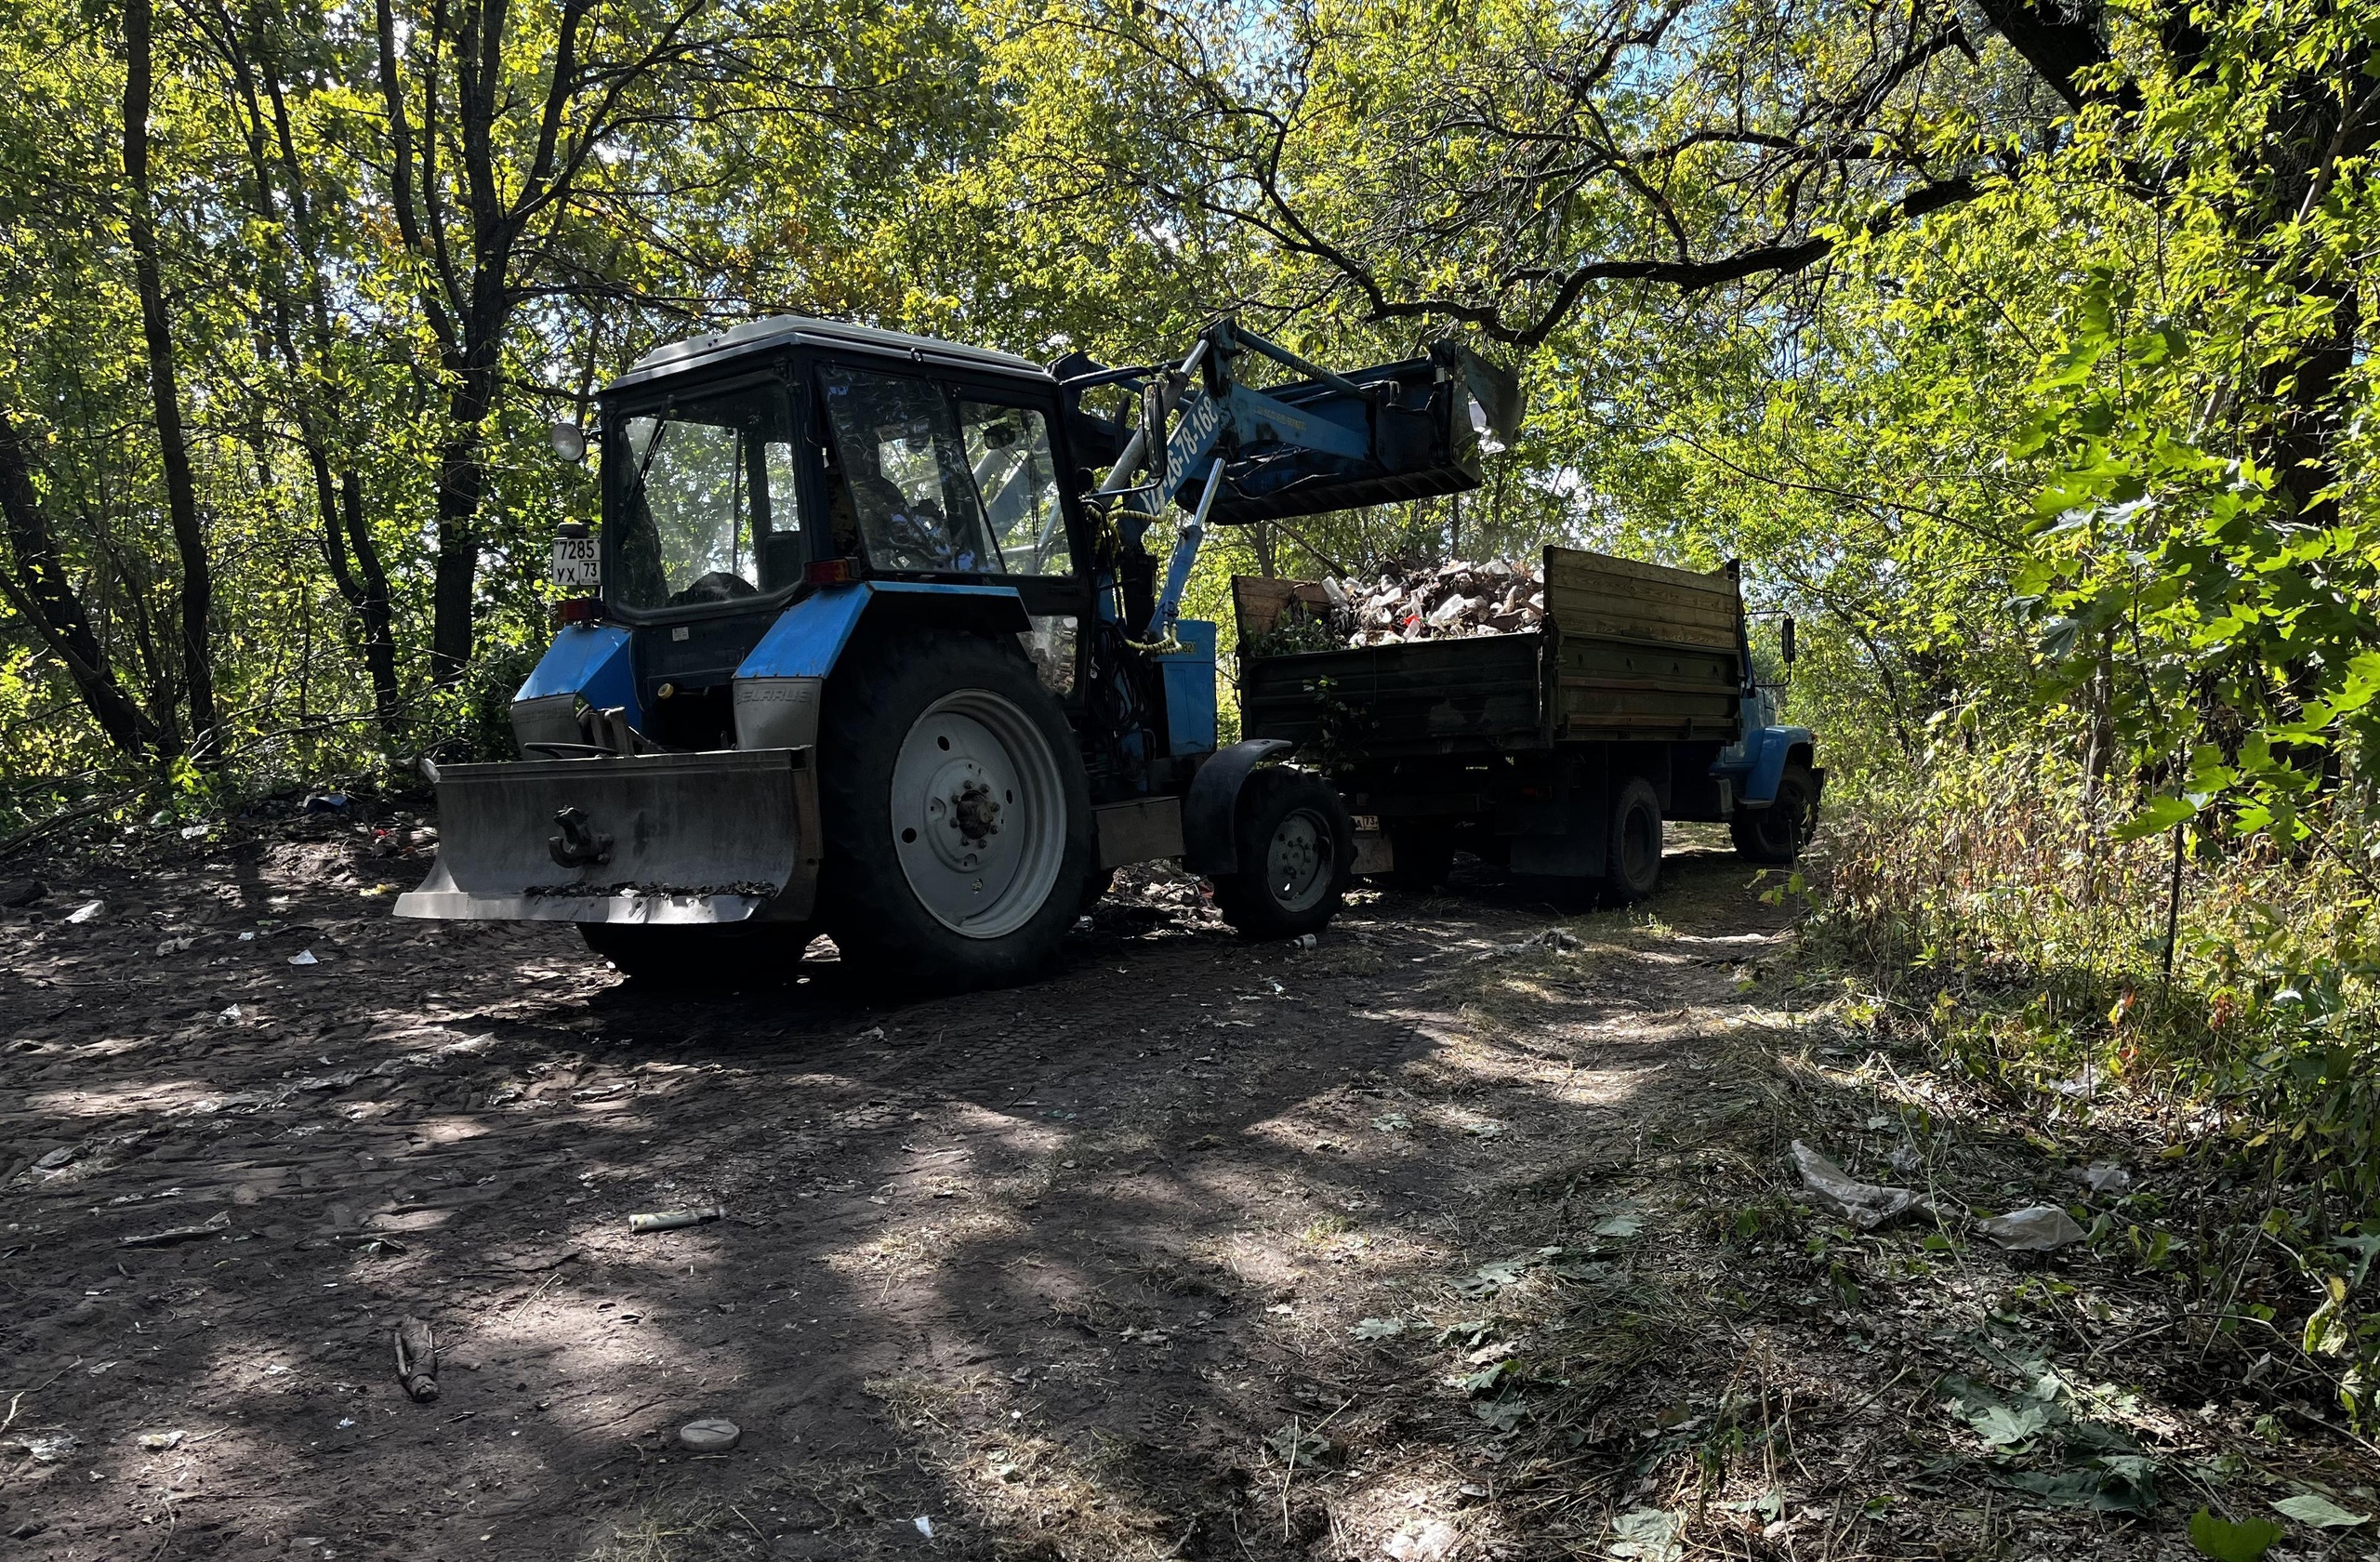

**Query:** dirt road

left=3, top=814, right=2367, bottom=1559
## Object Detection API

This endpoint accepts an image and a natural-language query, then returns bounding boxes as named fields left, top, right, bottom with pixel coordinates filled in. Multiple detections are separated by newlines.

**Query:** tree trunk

left=246, top=30, right=407, bottom=732
left=429, top=363, right=497, bottom=682
left=2082, top=631, right=2113, bottom=804
left=311, top=452, right=403, bottom=727
left=123, top=0, right=218, bottom=757
left=0, top=411, right=165, bottom=755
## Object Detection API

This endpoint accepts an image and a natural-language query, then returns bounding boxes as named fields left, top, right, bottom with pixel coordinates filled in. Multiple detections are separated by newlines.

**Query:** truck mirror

left=1781, top=616, right=1797, bottom=664
left=549, top=421, right=587, bottom=462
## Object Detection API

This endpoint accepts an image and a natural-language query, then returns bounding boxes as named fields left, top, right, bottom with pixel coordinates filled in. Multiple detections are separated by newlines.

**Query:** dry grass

left=582, top=1492, right=769, bottom=1562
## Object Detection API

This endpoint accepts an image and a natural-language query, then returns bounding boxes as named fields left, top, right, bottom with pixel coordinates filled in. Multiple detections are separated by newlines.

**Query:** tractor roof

left=607, top=314, right=1051, bottom=394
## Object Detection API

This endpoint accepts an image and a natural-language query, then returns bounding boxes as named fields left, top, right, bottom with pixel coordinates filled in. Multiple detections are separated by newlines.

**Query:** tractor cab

left=537, top=319, right=1113, bottom=759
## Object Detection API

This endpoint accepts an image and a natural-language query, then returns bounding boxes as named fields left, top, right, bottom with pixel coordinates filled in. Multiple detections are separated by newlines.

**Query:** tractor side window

left=960, top=402, right=1070, bottom=576
left=820, top=366, right=1009, bottom=574
left=608, top=383, right=801, bottom=610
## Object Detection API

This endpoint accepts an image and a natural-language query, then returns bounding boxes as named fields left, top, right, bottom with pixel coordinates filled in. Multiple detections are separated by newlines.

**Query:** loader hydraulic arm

left=1069, top=317, right=1521, bottom=642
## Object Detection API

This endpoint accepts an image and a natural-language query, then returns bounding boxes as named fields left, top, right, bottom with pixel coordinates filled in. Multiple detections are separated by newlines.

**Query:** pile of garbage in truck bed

left=1319, top=557, right=1546, bottom=645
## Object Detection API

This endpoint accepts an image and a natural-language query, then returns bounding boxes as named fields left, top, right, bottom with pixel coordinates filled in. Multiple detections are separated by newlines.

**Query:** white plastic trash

left=1978, top=1205, right=2088, bottom=1250
left=2079, top=1162, right=2132, bottom=1197
left=1791, top=1141, right=1932, bottom=1230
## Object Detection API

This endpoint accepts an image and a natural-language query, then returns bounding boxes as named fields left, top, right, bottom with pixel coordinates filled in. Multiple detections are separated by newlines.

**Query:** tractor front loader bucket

left=395, top=748, right=818, bottom=926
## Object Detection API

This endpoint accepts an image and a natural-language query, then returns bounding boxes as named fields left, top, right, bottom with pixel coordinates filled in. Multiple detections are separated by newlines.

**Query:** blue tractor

left=397, top=315, right=1521, bottom=986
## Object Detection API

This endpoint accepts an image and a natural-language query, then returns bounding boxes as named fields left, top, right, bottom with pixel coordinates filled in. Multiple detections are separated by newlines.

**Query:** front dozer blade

left=395, top=748, right=815, bottom=926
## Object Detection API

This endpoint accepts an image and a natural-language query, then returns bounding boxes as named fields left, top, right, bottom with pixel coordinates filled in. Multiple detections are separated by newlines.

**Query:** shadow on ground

left=4, top=830, right=2367, bottom=1559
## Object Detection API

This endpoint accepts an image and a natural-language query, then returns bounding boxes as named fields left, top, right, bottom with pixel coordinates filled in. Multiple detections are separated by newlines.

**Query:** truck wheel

left=580, top=921, right=813, bottom=985
left=1731, top=762, right=1818, bottom=864
left=1383, top=822, right=1455, bottom=892
left=1606, top=776, right=1663, bottom=902
left=817, top=631, right=1096, bottom=989
left=1212, top=767, right=1355, bottom=938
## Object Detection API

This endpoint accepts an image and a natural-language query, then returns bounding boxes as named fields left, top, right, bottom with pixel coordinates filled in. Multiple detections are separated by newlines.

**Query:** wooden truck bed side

left=1233, top=547, right=1743, bottom=754
left=1542, top=549, right=1742, bottom=742
left=1236, top=632, right=1544, bottom=753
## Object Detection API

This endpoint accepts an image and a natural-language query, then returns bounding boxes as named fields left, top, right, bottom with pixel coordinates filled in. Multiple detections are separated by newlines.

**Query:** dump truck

left=1232, top=548, right=1821, bottom=899
left=396, top=313, right=1522, bottom=986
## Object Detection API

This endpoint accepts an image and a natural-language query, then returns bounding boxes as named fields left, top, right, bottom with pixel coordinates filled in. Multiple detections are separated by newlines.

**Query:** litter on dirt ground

left=678, top=1417, right=741, bottom=1452
left=393, top=1316, right=439, bottom=1402
left=1978, top=1204, right=2089, bottom=1250
left=628, top=1206, right=723, bottom=1233
left=1790, top=1140, right=1934, bottom=1230
left=2080, top=1161, right=2133, bottom=1196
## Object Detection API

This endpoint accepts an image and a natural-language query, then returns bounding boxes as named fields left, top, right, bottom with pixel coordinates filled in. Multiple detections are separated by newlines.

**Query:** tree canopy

left=4, top=0, right=2377, bottom=852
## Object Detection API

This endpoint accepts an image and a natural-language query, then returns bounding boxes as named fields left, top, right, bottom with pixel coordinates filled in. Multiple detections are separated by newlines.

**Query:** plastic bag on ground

left=1978, top=1204, right=2088, bottom=1250
left=2078, top=1162, right=2131, bottom=1197
left=1791, top=1141, right=1933, bottom=1230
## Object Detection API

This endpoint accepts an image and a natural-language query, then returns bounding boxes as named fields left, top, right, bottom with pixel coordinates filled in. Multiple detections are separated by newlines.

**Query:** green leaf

left=1473, top=1394, right=1526, bottom=1430
left=2303, top=1282, right=2351, bottom=1357
left=2114, top=795, right=2197, bottom=841
left=1461, top=1359, right=1515, bottom=1395
left=2003, top=1457, right=2158, bottom=1514
left=2003, top=1468, right=2104, bottom=1505
left=2190, top=1508, right=2284, bottom=1562
left=1264, top=1423, right=1331, bottom=1467
left=2271, top=1492, right=2372, bottom=1527
left=1607, top=1507, right=1683, bottom=1562
left=1969, top=1400, right=2052, bottom=1447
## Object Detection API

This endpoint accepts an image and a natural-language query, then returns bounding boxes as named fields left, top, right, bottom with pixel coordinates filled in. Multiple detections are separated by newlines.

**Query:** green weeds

left=1811, top=748, right=2380, bottom=1423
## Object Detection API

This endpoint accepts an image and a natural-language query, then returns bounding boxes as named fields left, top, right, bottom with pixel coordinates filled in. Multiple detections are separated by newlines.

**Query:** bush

left=1814, top=746, right=2380, bottom=1211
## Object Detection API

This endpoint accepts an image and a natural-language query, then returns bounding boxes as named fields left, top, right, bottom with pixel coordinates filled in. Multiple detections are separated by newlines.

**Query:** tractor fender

left=738, top=581, right=1032, bottom=682
left=1183, top=739, right=1290, bottom=877
left=510, top=623, right=640, bottom=755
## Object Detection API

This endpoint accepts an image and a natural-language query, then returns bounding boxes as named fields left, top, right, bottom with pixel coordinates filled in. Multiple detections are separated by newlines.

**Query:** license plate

left=551, top=535, right=601, bottom=590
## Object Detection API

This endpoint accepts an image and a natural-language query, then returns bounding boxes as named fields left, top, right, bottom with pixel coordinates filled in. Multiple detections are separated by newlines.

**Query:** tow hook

left=549, top=806, right=614, bottom=868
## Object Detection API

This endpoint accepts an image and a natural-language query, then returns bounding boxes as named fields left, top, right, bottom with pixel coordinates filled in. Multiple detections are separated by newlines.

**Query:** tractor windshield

left=608, top=383, right=802, bottom=611
left=819, top=366, right=1069, bottom=576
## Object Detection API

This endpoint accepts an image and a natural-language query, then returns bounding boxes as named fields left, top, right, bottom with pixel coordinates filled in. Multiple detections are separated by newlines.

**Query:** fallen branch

left=0, top=790, right=137, bottom=861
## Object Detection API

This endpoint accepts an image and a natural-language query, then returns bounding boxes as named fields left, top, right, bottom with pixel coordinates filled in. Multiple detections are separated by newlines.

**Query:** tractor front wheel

left=1211, top=767, right=1355, bottom=939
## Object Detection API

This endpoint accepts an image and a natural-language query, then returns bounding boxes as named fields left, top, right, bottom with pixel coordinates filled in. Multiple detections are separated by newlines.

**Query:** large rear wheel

left=1605, top=776, right=1664, bottom=903
left=818, top=632, right=1096, bottom=989
left=1212, top=767, right=1355, bottom=939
